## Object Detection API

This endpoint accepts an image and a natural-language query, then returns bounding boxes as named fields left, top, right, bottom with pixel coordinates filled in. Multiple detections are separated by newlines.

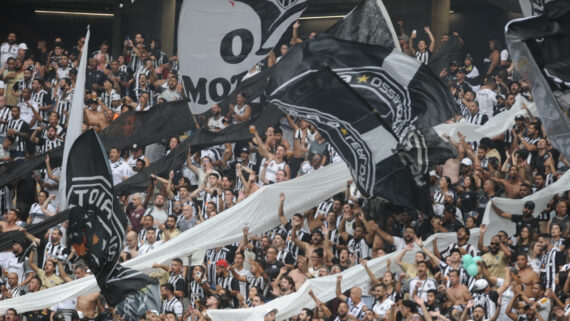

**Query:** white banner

left=177, top=0, right=308, bottom=114
left=433, top=101, right=537, bottom=143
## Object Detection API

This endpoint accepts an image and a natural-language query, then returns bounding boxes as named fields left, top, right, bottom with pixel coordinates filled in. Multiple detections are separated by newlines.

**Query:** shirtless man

left=514, top=253, right=539, bottom=298
left=291, top=223, right=331, bottom=268
left=0, top=209, right=20, bottom=233
left=84, top=97, right=107, bottom=132
left=61, top=265, right=101, bottom=320
left=491, top=166, right=529, bottom=198
left=288, top=256, right=308, bottom=290
left=446, top=269, right=472, bottom=311
left=124, top=231, right=139, bottom=258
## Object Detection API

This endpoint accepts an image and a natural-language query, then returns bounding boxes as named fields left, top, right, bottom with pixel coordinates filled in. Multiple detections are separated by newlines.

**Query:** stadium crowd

left=0, top=15, right=569, bottom=321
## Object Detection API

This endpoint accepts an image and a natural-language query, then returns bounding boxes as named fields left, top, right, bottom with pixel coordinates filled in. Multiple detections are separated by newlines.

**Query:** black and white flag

left=66, top=130, right=159, bottom=314
left=178, top=0, right=308, bottom=114
left=268, top=35, right=458, bottom=174
left=271, top=67, right=432, bottom=210
left=506, top=0, right=570, bottom=159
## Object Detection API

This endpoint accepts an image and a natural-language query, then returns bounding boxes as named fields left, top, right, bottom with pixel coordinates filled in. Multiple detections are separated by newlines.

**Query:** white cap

left=111, top=93, right=121, bottom=101
left=473, top=279, right=489, bottom=291
left=18, top=43, right=28, bottom=50
left=264, top=308, right=278, bottom=316
left=460, top=158, right=473, bottom=166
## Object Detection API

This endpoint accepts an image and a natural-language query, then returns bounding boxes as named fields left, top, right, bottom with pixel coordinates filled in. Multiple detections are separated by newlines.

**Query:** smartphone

left=412, top=30, right=417, bottom=36
left=125, top=36, right=130, bottom=41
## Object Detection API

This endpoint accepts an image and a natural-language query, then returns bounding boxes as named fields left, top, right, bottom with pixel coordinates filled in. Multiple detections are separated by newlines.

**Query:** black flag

left=268, top=35, right=458, bottom=186
left=270, top=67, right=430, bottom=211
left=326, top=0, right=399, bottom=50
left=428, top=34, right=462, bottom=77
left=0, top=100, right=196, bottom=188
left=66, top=130, right=158, bottom=310
left=505, top=0, right=570, bottom=158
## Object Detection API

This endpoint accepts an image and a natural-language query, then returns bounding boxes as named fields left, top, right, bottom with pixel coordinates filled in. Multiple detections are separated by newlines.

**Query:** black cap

left=456, top=67, right=466, bottom=74
left=69, top=68, right=78, bottom=75
left=311, top=228, right=323, bottom=236
left=515, top=114, right=525, bottom=121
left=240, top=147, right=250, bottom=154
left=449, top=61, right=459, bottom=67
left=524, top=201, right=535, bottom=210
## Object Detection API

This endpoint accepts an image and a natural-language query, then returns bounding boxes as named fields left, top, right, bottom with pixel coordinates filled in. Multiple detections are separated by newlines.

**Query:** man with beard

left=375, top=225, right=416, bottom=252
left=421, top=240, right=471, bottom=288
left=478, top=227, right=510, bottom=279
left=41, top=228, right=68, bottom=268
left=437, top=227, right=477, bottom=259
left=506, top=295, right=541, bottom=321
left=145, top=193, right=168, bottom=225
left=409, top=260, right=438, bottom=301
left=210, top=259, right=239, bottom=308
left=30, top=124, right=63, bottom=154
left=206, top=104, right=227, bottom=132
left=1, top=33, right=19, bottom=69
left=334, top=302, right=351, bottom=321
left=153, top=258, right=186, bottom=299
left=491, top=201, right=539, bottom=236
left=139, top=214, right=162, bottom=245
left=159, top=215, right=180, bottom=242
left=369, top=282, right=394, bottom=320
left=160, top=283, right=183, bottom=321
left=459, top=301, right=501, bottom=321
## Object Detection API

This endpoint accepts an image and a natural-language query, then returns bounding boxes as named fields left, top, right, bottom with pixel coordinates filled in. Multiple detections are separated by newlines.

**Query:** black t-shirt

left=510, top=214, right=540, bottom=236
left=23, top=310, right=50, bottom=321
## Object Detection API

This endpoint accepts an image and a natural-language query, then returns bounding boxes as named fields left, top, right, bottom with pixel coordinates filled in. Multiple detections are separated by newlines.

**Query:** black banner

left=0, top=100, right=196, bottom=188
left=114, top=105, right=282, bottom=195
left=428, top=34, right=462, bottom=78
left=66, top=130, right=155, bottom=306
left=0, top=210, right=70, bottom=252
left=270, top=67, right=430, bottom=211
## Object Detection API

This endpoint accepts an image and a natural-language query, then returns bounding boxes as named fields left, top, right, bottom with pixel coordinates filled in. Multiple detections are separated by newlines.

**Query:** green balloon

left=462, top=254, right=474, bottom=265
left=466, top=263, right=479, bottom=277
left=474, top=256, right=483, bottom=263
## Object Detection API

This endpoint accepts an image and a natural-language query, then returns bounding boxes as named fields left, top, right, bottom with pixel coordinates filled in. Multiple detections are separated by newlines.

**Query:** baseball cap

left=147, top=310, right=159, bottom=316
left=18, top=43, right=28, bottom=50
left=524, top=201, right=535, bottom=210
left=111, top=93, right=121, bottom=101
left=460, top=158, right=473, bottom=166
left=216, top=259, right=229, bottom=268
left=473, top=279, right=489, bottom=291
left=240, top=147, right=250, bottom=154
left=265, top=308, right=278, bottom=316
left=515, top=113, right=525, bottom=121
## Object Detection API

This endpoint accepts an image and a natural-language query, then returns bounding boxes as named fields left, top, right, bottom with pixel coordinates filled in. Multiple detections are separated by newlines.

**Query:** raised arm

left=360, top=259, right=380, bottom=285
left=425, top=26, right=435, bottom=52
left=415, top=237, right=441, bottom=266
left=278, top=193, right=288, bottom=226
left=477, top=224, right=490, bottom=253
left=490, top=201, right=512, bottom=220
left=336, top=275, right=348, bottom=302
left=395, top=242, right=414, bottom=267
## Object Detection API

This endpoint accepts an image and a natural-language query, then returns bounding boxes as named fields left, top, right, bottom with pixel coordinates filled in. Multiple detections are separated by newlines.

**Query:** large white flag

left=177, top=0, right=308, bottom=114
left=58, top=26, right=90, bottom=209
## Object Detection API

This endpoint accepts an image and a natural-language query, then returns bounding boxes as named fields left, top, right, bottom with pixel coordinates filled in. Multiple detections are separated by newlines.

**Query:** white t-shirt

left=109, top=159, right=133, bottom=185
left=373, top=298, right=394, bottom=319
left=138, top=240, right=164, bottom=256
left=18, top=100, right=39, bottom=126
left=476, top=88, right=497, bottom=118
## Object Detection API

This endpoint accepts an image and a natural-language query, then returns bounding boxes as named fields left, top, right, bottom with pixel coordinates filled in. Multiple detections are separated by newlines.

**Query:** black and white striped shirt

left=55, top=91, right=72, bottom=126
left=204, top=247, right=231, bottom=286
left=347, top=297, right=366, bottom=320
left=439, top=243, right=477, bottom=259
left=168, top=272, right=187, bottom=297
left=31, top=89, right=52, bottom=125
left=100, top=89, right=117, bottom=109
left=128, top=52, right=143, bottom=75
left=316, top=199, right=334, bottom=218
left=438, top=262, right=472, bottom=287
left=14, top=79, right=33, bottom=102
left=465, top=112, right=488, bottom=125
left=276, top=248, right=295, bottom=266
left=9, top=286, right=25, bottom=298
left=188, top=280, right=205, bottom=308
left=161, top=297, right=183, bottom=317
left=7, top=118, right=29, bottom=152
left=414, top=50, right=431, bottom=65
left=0, top=186, right=11, bottom=216
left=37, top=137, right=63, bottom=154
left=43, top=242, right=67, bottom=268
left=541, top=247, right=560, bottom=290
left=0, top=106, right=12, bottom=136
